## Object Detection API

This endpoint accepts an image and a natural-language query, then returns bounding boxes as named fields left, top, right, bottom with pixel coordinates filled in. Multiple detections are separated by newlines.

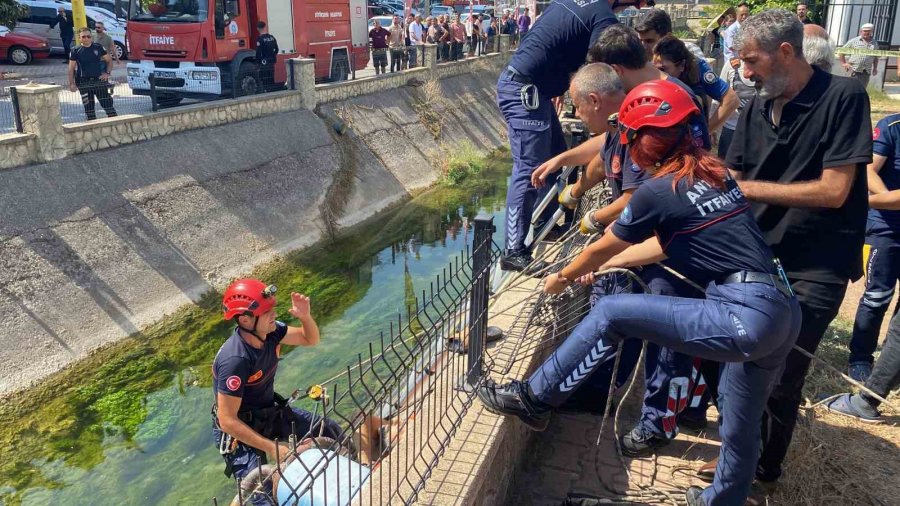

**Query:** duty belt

left=504, top=66, right=532, bottom=84
left=721, top=270, right=792, bottom=298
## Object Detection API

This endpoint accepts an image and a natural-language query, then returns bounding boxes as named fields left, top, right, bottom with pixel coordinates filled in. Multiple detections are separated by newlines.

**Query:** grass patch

left=439, top=141, right=490, bottom=185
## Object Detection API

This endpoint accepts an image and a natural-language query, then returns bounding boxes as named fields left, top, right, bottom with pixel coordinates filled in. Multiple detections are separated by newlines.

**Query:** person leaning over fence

left=255, top=22, right=279, bottom=90
left=369, top=19, right=390, bottom=75
left=68, top=28, right=117, bottom=122
left=478, top=79, right=801, bottom=506
left=388, top=15, right=405, bottom=73
left=212, top=279, right=346, bottom=505
left=708, top=10, right=872, bottom=494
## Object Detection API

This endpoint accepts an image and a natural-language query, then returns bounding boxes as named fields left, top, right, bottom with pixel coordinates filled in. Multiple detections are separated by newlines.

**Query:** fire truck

left=125, top=0, right=370, bottom=105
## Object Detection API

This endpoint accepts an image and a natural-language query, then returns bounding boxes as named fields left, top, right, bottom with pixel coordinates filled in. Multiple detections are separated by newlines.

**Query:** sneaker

left=500, top=252, right=533, bottom=272
left=476, top=379, right=550, bottom=431
left=848, top=362, right=872, bottom=383
left=685, top=486, right=706, bottom=506
left=620, top=425, right=671, bottom=457
left=824, top=393, right=882, bottom=424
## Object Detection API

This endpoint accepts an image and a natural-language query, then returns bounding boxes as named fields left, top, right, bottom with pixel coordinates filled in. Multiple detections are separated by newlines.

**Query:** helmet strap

left=237, top=315, right=267, bottom=344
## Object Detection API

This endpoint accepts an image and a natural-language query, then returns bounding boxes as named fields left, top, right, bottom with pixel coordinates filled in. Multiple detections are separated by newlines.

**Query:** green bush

left=441, top=142, right=487, bottom=185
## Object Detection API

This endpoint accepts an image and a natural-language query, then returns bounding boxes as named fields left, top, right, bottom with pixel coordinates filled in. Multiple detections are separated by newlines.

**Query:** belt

left=721, top=270, right=792, bottom=298
left=504, top=66, right=532, bottom=84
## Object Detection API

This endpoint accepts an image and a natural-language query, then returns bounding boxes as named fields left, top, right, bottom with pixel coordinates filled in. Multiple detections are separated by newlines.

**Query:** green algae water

left=0, top=157, right=509, bottom=506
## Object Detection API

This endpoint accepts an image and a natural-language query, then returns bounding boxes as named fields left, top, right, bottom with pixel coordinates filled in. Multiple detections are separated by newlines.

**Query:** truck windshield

left=129, top=0, right=209, bottom=22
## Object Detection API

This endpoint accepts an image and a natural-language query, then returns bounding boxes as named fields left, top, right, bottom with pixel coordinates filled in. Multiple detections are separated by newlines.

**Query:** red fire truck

left=125, top=0, right=370, bottom=105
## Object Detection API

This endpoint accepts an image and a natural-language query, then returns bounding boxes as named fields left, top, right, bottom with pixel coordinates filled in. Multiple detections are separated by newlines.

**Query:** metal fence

left=0, top=86, right=24, bottom=135
left=217, top=214, right=499, bottom=506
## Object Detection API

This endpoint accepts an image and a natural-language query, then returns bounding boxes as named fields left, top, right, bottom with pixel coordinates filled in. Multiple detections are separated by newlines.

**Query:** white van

left=15, top=0, right=127, bottom=59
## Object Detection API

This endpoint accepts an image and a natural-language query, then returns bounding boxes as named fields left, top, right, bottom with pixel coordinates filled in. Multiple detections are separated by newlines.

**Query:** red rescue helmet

left=222, top=279, right=277, bottom=320
left=617, top=80, right=700, bottom=144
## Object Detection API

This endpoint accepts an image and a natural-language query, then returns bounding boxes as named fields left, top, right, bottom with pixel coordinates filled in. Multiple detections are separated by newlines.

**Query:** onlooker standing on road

left=436, top=15, right=450, bottom=61
left=68, top=28, right=117, bottom=121
left=716, top=60, right=755, bottom=158
left=840, top=23, right=878, bottom=88
left=471, top=14, right=482, bottom=56
left=486, top=18, right=497, bottom=53
left=93, top=22, right=118, bottom=70
left=388, top=15, right=405, bottom=73
left=51, top=7, right=75, bottom=60
left=255, top=22, right=279, bottom=90
left=846, top=112, right=900, bottom=381
left=517, top=8, right=531, bottom=41
left=451, top=17, right=466, bottom=61
left=408, top=15, right=424, bottom=68
left=369, top=19, right=390, bottom=75
left=722, top=10, right=871, bottom=494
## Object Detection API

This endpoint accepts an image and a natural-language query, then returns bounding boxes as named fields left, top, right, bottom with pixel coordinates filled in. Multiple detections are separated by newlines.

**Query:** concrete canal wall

left=0, top=50, right=508, bottom=395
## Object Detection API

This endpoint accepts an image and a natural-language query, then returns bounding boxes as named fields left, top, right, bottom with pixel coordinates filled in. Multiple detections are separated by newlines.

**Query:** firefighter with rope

left=211, top=279, right=344, bottom=505
left=477, top=80, right=802, bottom=506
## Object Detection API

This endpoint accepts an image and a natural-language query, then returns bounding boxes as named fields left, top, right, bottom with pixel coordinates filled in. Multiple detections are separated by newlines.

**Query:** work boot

left=697, top=457, right=717, bottom=481
left=848, top=361, right=873, bottom=383
left=500, top=252, right=548, bottom=276
left=620, top=424, right=671, bottom=457
left=476, top=379, right=550, bottom=431
left=685, top=486, right=706, bottom=506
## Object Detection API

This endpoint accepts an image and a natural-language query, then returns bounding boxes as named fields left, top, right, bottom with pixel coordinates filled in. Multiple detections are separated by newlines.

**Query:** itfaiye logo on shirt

left=619, top=205, right=633, bottom=225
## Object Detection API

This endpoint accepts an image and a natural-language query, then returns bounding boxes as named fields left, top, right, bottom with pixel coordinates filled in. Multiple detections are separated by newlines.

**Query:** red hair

left=628, top=122, right=727, bottom=191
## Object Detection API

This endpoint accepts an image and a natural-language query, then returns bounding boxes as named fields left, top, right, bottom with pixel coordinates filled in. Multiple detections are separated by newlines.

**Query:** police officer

left=478, top=80, right=801, bottom=506
left=256, top=22, right=279, bottom=91
left=847, top=112, right=900, bottom=381
left=68, top=28, right=117, bottom=121
left=211, top=279, right=343, bottom=505
left=498, top=0, right=650, bottom=272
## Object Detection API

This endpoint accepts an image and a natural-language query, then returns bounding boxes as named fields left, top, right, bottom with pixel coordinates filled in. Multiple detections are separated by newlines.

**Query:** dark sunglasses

left=80, top=34, right=92, bottom=38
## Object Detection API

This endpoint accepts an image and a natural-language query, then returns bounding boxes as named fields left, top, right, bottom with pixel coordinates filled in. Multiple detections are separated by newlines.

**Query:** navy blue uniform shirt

left=602, top=131, right=648, bottom=200
left=869, top=114, right=900, bottom=234
left=508, top=0, right=618, bottom=97
left=213, top=321, right=288, bottom=411
left=613, top=173, right=775, bottom=285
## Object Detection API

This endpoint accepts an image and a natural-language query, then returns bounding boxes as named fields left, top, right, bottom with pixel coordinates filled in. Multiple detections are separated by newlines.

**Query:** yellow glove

left=558, top=184, right=579, bottom=210
left=580, top=211, right=602, bottom=235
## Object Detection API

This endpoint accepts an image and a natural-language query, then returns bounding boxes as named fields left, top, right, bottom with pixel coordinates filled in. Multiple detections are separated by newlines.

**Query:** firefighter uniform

left=498, top=0, right=620, bottom=269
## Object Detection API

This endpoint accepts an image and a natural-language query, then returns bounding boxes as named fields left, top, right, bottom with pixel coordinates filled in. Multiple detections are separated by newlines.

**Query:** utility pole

left=71, top=0, right=87, bottom=31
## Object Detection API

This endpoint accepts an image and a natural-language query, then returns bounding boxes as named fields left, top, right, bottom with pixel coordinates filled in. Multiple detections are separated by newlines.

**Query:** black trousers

left=259, top=63, right=275, bottom=90
left=390, top=48, right=404, bottom=72
left=62, top=36, right=72, bottom=59
left=756, top=278, right=847, bottom=481
left=77, top=78, right=117, bottom=121
left=862, top=307, right=900, bottom=407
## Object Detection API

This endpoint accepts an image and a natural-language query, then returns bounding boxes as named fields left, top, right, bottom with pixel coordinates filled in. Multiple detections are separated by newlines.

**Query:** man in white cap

left=840, top=23, right=878, bottom=88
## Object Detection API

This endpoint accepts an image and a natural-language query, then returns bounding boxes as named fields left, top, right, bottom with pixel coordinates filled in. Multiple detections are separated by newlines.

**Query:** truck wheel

left=234, top=62, right=260, bottom=96
left=331, top=53, right=350, bottom=82
left=8, top=46, right=32, bottom=65
left=156, top=94, right=183, bottom=108
left=115, top=42, right=127, bottom=61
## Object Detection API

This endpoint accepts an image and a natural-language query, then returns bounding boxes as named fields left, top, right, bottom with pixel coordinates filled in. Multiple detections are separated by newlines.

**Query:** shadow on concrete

left=0, top=285, right=75, bottom=354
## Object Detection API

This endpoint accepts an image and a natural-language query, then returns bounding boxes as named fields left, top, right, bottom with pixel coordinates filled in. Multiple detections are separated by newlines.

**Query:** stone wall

left=0, top=63, right=508, bottom=396
left=1, top=44, right=509, bottom=171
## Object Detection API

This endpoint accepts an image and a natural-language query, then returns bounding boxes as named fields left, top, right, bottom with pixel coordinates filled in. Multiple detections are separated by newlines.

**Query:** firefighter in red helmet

left=211, top=278, right=343, bottom=504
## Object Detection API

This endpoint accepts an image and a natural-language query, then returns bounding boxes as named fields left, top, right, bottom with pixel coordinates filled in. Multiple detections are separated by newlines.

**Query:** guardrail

left=217, top=214, right=499, bottom=506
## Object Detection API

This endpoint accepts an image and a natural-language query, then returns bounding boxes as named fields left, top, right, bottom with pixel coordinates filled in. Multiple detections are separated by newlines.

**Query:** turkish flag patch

left=874, top=127, right=881, bottom=140
left=226, top=375, right=242, bottom=391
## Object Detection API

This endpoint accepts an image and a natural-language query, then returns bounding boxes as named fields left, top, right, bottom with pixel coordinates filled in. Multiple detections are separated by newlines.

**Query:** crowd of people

left=479, top=1, right=899, bottom=505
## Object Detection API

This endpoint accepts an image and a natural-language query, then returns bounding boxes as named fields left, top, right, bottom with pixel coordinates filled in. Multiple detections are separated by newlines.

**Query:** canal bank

left=0, top=64, right=507, bottom=397
left=0, top=157, right=510, bottom=505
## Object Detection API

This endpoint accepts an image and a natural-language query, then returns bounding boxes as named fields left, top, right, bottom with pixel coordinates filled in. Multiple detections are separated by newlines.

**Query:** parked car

left=0, top=24, right=51, bottom=64
left=83, top=0, right=128, bottom=19
left=368, top=15, right=394, bottom=30
left=430, top=5, right=453, bottom=17
left=15, top=0, right=128, bottom=59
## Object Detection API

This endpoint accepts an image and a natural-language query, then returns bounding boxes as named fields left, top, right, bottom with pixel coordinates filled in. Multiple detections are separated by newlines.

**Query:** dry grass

left=774, top=319, right=900, bottom=506
left=413, top=78, right=448, bottom=140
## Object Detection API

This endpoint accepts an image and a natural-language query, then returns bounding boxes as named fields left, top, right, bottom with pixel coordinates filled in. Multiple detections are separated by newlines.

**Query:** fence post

left=10, top=87, right=24, bottom=133
left=149, top=74, right=159, bottom=112
left=424, top=43, right=438, bottom=72
left=288, top=59, right=296, bottom=90
left=499, top=34, right=511, bottom=54
left=13, top=83, right=68, bottom=161
left=287, top=57, right=317, bottom=110
left=466, top=212, right=495, bottom=387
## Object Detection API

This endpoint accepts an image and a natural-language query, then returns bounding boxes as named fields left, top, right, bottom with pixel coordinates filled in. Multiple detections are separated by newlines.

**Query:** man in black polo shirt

left=722, top=9, right=871, bottom=492
left=68, top=28, right=117, bottom=121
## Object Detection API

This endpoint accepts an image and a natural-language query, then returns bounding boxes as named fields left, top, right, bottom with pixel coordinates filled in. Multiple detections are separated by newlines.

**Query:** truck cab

left=125, top=0, right=369, bottom=104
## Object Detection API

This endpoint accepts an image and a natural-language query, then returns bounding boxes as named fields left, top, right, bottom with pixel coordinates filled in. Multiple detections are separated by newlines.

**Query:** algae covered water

left=0, top=159, right=509, bottom=506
